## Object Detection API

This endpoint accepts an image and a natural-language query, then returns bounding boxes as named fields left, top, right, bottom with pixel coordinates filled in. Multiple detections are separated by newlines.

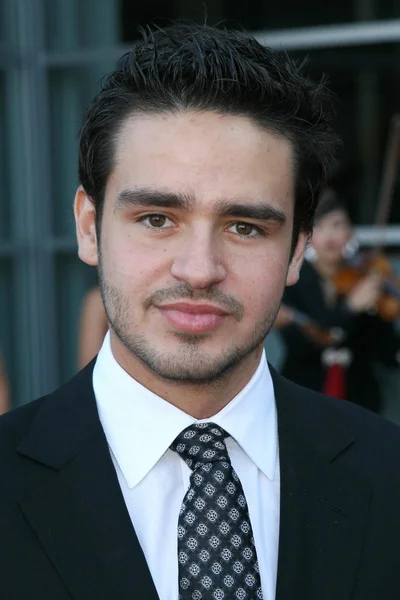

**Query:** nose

left=170, top=230, right=227, bottom=289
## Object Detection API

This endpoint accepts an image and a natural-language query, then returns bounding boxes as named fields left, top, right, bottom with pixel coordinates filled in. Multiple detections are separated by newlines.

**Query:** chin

left=322, top=251, right=341, bottom=264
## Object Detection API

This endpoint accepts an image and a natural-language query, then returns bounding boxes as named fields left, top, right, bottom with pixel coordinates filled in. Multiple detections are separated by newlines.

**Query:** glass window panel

left=121, top=0, right=179, bottom=42
left=289, top=42, right=400, bottom=225
left=0, top=258, right=14, bottom=409
left=45, top=0, right=120, bottom=52
left=222, top=0, right=354, bottom=31
left=56, top=253, right=99, bottom=385
left=0, top=0, right=12, bottom=43
left=0, top=1, right=5, bottom=41
left=0, top=73, right=10, bottom=239
left=48, top=64, right=115, bottom=237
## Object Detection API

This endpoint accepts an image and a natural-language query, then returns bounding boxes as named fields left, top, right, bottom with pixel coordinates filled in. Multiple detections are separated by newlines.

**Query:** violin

left=284, top=306, right=345, bottom=348
left=334, top=114, right=400, bottom=322
left=334, top=253, right=400, bottom=321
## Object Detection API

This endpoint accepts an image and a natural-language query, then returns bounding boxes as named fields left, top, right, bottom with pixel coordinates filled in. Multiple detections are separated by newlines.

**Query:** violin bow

left=374, top=114, right=400, bottom=255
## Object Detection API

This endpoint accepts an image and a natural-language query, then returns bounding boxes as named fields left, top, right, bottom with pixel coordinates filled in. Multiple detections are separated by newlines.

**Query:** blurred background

left=0, top=0, right=399, bottom=417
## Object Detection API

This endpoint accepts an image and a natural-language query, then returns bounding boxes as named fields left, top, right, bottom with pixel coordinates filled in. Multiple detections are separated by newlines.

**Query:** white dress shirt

left=93, top=332, right=280, bottom=600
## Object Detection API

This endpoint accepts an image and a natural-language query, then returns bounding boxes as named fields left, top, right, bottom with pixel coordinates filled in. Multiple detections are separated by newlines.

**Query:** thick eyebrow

left=115, top=187, right=287, bottom=225
left=115, top=188, right=194, bottom=212
left=213, top=199, right=287, bottom=225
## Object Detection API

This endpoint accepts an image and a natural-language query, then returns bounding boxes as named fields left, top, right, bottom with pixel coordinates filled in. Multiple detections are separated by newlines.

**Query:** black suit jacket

left=1, top=360, right=400, bottom=599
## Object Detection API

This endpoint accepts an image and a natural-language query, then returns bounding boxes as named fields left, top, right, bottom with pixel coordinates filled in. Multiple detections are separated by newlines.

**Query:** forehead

left=108, top=110, right=295, bottom=212
left=316, top=209, right=349, bottom=227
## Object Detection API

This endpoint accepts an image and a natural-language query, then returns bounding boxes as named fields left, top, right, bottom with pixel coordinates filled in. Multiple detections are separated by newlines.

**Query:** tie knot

left=170, top=423, right=230, bottom=471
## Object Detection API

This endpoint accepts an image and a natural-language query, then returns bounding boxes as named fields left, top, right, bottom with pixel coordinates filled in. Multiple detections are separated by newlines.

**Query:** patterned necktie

left=170, top=422, right=263, bottom=600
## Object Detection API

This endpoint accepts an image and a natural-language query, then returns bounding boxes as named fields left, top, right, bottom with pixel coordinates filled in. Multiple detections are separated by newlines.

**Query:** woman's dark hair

left=78, top=22, right=340, bottom=244
left=314, top=187, right=349, bottom=222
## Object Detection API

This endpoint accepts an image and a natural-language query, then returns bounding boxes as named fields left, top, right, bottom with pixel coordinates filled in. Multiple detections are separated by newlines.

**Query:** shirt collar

left=93, top=332, right=277, bottom=489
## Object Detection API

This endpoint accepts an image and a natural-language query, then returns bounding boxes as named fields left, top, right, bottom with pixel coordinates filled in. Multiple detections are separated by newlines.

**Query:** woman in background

left=275, top=189, right=400, bottom=413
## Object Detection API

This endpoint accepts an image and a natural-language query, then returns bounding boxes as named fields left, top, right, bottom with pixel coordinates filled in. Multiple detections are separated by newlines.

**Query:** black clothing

left=2, top=360, right=400, bottom=598
left=280, top=260, right=400, bottom=413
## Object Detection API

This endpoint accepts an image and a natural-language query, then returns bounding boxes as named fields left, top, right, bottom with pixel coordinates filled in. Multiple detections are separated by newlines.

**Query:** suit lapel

left=17, top=362, right=159, bottom=600
left=272, top=370, right=372, bottom=600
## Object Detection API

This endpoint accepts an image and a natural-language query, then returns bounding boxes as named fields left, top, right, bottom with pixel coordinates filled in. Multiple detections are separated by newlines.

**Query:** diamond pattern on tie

left=171, top=423, right=263, bottom=599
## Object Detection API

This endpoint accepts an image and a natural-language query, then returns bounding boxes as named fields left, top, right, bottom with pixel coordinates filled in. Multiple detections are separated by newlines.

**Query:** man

left=1, top=23, right=400, bottom=600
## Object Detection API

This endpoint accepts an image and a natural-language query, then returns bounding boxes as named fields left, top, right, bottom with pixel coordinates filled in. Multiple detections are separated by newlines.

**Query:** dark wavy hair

left=78, top=22, right=340, bottom=246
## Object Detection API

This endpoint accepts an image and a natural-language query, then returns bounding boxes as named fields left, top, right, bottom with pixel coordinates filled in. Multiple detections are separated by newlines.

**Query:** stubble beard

left=98, top=265, right=281, bottom=384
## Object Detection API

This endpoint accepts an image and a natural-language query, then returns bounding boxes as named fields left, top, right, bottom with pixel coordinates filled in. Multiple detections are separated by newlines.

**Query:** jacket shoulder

left=0, top=396, right=46, bottom=450
left=0, top=360, right=96, bottom=471
left=280, top=373, right=400, bottom=469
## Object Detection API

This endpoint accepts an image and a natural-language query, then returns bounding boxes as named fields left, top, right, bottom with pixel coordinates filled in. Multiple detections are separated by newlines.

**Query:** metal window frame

left=254, top=18, right=400, bottom=50
left=356, top=225, right=400, bottom=247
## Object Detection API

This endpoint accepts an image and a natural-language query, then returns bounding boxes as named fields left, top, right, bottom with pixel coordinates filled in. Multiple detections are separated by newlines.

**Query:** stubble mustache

left=145, top=283, right=244, bottom=322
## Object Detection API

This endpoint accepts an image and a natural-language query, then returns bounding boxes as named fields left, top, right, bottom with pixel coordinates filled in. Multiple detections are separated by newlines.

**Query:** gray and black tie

left=170, top=422, right=263, bottom=600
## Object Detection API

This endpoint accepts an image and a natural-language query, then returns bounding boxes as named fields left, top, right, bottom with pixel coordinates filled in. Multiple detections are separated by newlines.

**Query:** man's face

left=76, top=111, right=305, bottom=382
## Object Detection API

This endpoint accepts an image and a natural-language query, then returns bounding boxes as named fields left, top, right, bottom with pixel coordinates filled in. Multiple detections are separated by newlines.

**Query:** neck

left=109, top=333, right=263, bottom=419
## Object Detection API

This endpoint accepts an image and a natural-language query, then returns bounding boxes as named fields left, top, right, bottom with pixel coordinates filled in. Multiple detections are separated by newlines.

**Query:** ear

left=286, top=231, right=307, bottom=287
left=74, top=186, right=98, bottom=266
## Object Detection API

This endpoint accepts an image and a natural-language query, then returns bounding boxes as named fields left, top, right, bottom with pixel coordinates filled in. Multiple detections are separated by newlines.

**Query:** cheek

left=310, top=232, right=323, bottom=251
left=103, top=233, right=169, bottom=284
left=336, top=231, right=351, bottom=247
left=103, top=246, right=140, bottom=288
left=235, top=257, right=287, bottom=313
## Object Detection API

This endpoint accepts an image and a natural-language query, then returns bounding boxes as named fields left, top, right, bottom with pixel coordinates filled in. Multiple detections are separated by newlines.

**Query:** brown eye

left=148, top=214, right=167, bottom=228
left=235, top=222, right=254, bottom=236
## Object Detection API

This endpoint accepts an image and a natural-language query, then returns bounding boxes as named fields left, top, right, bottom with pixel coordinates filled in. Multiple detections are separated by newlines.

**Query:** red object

left=322, top=363, right=347, bottom=399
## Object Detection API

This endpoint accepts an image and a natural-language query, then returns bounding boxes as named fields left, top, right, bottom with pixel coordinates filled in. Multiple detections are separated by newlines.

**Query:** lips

left=157, top=302, right=229, bottom=333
